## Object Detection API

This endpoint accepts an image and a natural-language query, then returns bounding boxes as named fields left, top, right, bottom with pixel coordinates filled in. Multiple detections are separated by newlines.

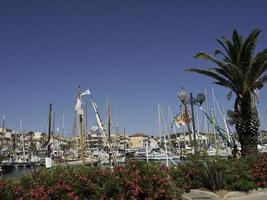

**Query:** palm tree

left=186, top=28, right=267, bottom=157
left=27, top=131, right=35, bottom=158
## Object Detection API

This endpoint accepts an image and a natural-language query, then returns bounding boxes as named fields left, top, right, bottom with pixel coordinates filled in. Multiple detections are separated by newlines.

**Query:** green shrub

left=170, top=161, right=205, bottom=192
left=223, top=157, right=257, bottom=192
left=203, top=160, right=225, bottom=191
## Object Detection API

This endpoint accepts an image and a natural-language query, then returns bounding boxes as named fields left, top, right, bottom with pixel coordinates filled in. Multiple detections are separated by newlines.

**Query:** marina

left=1, top=1, right=267, bottom=199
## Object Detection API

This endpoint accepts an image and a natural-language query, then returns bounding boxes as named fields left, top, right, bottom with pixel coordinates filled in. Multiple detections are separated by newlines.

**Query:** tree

left=28, top=142, right=37, bottom=156
left=40, top=132, right=48, bottom=147
left=186, top=28, right=267, bottom=156
left=27, top=131, right=35, bottom=142
left=27, top=131, right=35, bottom=157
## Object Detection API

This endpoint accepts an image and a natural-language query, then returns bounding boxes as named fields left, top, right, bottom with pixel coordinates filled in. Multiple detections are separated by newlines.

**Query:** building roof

left=130, top=133, right=147, bottom=137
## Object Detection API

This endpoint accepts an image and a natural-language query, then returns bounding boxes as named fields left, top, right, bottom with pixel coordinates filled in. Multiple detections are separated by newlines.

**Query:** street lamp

left=178, top=87, right=205, bottom=155
left=177, top=88, right=192, bottom=142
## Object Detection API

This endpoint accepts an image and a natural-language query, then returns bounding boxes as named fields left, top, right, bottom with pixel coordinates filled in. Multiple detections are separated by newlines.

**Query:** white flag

left=81, top=89, right=90, bottom=96
left=75, top=98, right=84, bottom=115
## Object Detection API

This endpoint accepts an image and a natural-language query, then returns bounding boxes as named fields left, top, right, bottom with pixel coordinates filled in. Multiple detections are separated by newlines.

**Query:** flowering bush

left=0, top=155, right=266, bottom=199
left=0, top=179, right=23, bottom=200
left=0, top=180, right=13, bottom=199
left=0, top=163, right=182, bottom=199
left=115, top=161, right=182, bottom=199
left=251, top=152, right=267, bottom=188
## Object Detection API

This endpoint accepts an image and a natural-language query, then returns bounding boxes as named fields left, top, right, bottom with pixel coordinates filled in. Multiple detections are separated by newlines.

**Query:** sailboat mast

left=168, top=105, right=179, bottom=149
left=85, top=100, right=88, bottom=135
left=1, top=114, right=6, bottom=146
left=215, top=97, right=232, bottom=145
left=106, top=96, right=111, bottom=167
left=195, top=106, right=201, bottom=147
left=259, top=111, right=266, bottom=146
left=61, top=113, right=65, bottom=138
left=159, top=104, right=169, bottom=166
left=20, top=120, right=26, bottom=161
left=211, top=88, right=218, bottom=153
left=52, top=111, right=56, bottom=146
left=115, top=102, right=119, bottom=134
left=72, top=87, right=81, bottom=159
left=204, top=89, right=211, bottom=146
left=47, top=103, right=52, bottom=157
left=79, top=114, right=85, bottom=164
left=89, top=92, right=117, bottom=164
left=76, top=86, right=85, bottom=164
left=163, top=127, right=169, bottom=167
left=158, top=104, right=162, bottom=145
left=164, top=104, right=172, bottom=151
left=13, top=125, right=17, bottom=161
left=123, top=128, right=126, bottom=152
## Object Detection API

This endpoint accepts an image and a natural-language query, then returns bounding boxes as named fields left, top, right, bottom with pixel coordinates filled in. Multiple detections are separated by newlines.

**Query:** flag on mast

left=75, top=97, right=84, bottom=115
left=175, top=112, right=191, bottom=128
left=75, top=89, right=90, bottom=115
left=81, top=89, right=90, bottom=96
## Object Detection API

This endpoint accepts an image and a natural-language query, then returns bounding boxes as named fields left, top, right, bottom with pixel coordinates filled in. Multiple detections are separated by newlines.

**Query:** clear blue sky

left=1, top=0, right=267, bottom=136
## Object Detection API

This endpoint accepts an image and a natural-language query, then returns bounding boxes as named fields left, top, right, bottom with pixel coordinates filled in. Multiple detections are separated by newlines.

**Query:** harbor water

left=1, top=166, right=39, bottom=179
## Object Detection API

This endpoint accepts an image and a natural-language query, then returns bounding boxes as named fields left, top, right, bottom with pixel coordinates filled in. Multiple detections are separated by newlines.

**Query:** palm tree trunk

left=235, top=97, right=259, bottom=157
left=239, top=128, right=258, bottom=156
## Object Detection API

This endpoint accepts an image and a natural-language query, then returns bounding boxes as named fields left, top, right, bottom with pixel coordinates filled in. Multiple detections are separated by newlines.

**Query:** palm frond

left=188, top=28, right=266, bottom=106
left=216, top=38, right=231, bottom=57
left=222, top=37, right=238, bottom=63
left=241, top=28, right=261, bottom=66
left=232, top=30, right=243, bottom=64
left=193, top=52, right=245, bottom=92
left=253, top=74, right=267, bottom=90
left=186, top=68, right=236, bottom=91
left=194, top=52, right=227, bottom=68
left=248, top=49, right=267, bottom=86
left=232, top=30, right=243, bottom=52
left=252, top=88, right=260, bottom=104
left=213, top=81, right=236, bottom=92
left=214, top=49, right=231, bottom=62
left=227, top=110, right=240, bottom=125
left=227, top=91, right=233, bottom=100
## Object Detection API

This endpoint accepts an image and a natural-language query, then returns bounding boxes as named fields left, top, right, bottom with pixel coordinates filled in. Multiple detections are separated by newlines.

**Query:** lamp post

left=178, top=87, right=205, bottom=155
left=177, top=88, right=192, bottom=142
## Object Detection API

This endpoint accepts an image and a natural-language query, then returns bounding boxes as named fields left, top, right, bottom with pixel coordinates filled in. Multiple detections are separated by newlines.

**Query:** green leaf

left=194, top=52, right=210, bottom=59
